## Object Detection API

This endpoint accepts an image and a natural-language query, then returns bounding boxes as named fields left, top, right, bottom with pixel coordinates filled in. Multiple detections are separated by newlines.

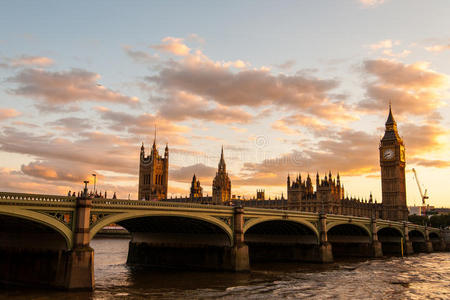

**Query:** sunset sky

left=1, top=0, right=449, bottom=207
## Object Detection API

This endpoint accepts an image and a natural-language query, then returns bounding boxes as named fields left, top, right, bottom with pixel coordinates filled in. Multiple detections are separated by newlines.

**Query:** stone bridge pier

left=64, top=189, right=94, bottom=290
left=318, top=213, right=333, bottom=262
left=370, top=218, right=383, bottom=258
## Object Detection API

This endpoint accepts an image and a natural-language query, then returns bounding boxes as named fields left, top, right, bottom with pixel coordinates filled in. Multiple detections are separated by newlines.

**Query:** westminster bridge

left=0, top=190, right=447, bottom=291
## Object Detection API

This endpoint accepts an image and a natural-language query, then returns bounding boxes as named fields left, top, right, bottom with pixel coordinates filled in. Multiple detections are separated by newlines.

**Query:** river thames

left=2, top=238, right=449, bottom=299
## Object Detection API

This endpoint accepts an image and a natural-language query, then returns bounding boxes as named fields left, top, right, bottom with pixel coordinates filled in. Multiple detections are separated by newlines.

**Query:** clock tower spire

left=379, top=104, right=408, bottom=221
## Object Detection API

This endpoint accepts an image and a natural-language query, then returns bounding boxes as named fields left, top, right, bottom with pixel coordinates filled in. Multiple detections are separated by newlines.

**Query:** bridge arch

left=327, top=221, right=372, bottom=238
left=429, top=231, right=440, bottom=239
left=327, top=222, right=371, bottom=258
left=243, top=217, right=319, bottom=263
left=244, top=217, right=319, bottom=239
left=0, top=206, right=72, bottom=249
left=409, top=229, right=426, bottom=240
left=377, top=226, right=404, bottom=255
left=90, top=211, right=233, bottom=245
left=409, top=229, right=427, bottom=253
left=377, top=225, right=404, bottom=237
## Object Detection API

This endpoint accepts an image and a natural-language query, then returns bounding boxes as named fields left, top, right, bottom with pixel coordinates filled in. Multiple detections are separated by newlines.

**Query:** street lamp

left=83, top=180, right=89, bottom=197
left=92, top=173, right=97, bottom=194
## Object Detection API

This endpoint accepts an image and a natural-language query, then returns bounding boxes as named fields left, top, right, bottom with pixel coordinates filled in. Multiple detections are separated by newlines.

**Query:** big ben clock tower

left=379, top=104, right=408, bottom=221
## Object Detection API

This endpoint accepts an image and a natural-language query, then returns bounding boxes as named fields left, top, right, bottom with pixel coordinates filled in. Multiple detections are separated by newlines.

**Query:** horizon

left=1, top=0, right=449, bottom=207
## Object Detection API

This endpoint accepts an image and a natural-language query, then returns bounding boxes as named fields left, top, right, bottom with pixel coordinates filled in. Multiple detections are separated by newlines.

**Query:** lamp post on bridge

left=92, top=173, right=97, bottom=195
left=83, top=180, right=89, bottom=198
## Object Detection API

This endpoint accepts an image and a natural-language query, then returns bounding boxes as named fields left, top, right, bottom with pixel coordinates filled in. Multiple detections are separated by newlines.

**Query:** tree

left=429, top=214, right=450, bottom=228
left=408, top=214, right=429, bottom=226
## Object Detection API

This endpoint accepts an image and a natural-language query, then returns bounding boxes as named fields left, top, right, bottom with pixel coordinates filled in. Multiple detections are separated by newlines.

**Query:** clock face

left=383, top=148, right=394, bottom=160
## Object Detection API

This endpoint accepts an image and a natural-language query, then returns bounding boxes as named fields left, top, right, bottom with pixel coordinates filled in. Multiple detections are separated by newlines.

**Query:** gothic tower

left=190, top=174, right=203, bottom=198
left=212, top=146, right=231, bottom=204
left=138, top=137, right=169, bottom=201
left=379, top=104, right=408, bottom=221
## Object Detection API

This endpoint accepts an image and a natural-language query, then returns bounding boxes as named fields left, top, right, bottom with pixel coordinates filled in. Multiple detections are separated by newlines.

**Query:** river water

left=1, top=238, right=450, bottom=299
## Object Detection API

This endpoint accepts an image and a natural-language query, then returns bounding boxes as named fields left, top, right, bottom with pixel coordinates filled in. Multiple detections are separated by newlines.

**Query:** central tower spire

left=212, top=146, right=231, bottom=204
left=218, top=145, right=226, bottom=172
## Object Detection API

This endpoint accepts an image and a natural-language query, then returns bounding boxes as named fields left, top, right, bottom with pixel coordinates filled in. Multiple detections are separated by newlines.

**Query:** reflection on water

left=1, top=238, right=450, bottom=299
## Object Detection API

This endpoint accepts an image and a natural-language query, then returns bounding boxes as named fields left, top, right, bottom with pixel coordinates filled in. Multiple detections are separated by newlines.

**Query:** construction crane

left=412, top=168, right=429, bottom=205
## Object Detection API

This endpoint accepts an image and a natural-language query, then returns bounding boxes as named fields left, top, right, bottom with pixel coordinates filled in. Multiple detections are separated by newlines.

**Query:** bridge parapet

left=92, top=198, right=234, bottom=211
left=0, top=192, right=75, bottom=204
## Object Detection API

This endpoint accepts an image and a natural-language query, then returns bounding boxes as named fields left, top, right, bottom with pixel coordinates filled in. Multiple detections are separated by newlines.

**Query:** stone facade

left=285, top=171, right=383, bottom=217
left=138, top=139, right=168, bottom=201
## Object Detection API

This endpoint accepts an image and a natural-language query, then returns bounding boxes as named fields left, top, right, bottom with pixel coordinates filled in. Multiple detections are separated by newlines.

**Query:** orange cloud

left=151, top=37, right=191, bottom=56
left=409, top=158, right=450, bottom=168
left=0, top=108, right=20, bottom=121
left=358, top=0, right=386, bottom=7
left=368, top=39, right=398, bottom=50
left=158, top=91, right=253, bottom=124
left=10, top=55, right=54, bottom=67
left=401, top=122, right=449, bottom=156
left=358, top=59, right=448, bottom=116
left=425, top=44, right=450, bottom=53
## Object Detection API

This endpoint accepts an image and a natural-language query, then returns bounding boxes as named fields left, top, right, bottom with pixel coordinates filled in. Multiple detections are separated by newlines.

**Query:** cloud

left=357, top=59, right=448, bottom=115
left=96, top=108, right=190, bottom=145
left=0, top=167, right=137, bottom=199
left=0, top=108, right=21, bottom=121
left=145, top=49, right=351, bottom=123
left=369, top=39, right=398, bottom=50
left=425, top=44, right=450, bottom=53
left=272, top=113, right=329, bottom=135
left=21, top=160, right=88, bottom=182
left=363, top=59, right=446, bottom=88
left=382, top=49, right=411, bottom=58
left=46, top=117, right=94, bottom=132
left=170, top=163, right=216, bottom=183
left=157, top=91, right=253, bottom=124
left=409, top=158, right=450, bottom=168
left=276, top=59, right=296, bottom=70
left=10, top=55, right=54, bottom=67
left=401, top=122, right=449, bottom=156
left=7, top=68, right=139, bottom=109
left=0, top=127, right=139, bottom=176
left=151, top=37, right=191, bottom=56
left=358, top=0, right=385, bottom=7
left=123, top=46, right=159, bottom=63
left=0, top=167, right=72, bottom=195
left=186, top=33, right=205, bottom=44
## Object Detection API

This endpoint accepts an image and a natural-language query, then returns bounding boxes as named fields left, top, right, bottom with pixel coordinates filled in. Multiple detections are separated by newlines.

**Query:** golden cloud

left=0, top=108, right=21, bottom=121
left=151, top=37, right=191, bottom=56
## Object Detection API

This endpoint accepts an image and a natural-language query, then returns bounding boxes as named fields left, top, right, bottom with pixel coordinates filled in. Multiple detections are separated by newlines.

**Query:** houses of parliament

left=138, top=106, right=409, bottom=221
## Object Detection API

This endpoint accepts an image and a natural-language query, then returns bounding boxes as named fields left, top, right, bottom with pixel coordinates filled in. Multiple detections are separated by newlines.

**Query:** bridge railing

left=92, top=198, right=235, bottom=212
left=0, top=192, right=76, bottom=204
